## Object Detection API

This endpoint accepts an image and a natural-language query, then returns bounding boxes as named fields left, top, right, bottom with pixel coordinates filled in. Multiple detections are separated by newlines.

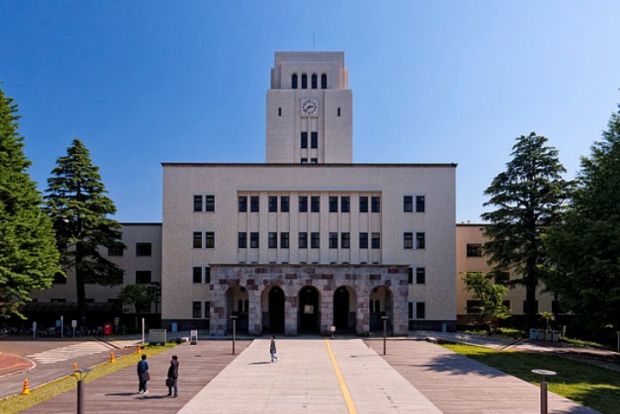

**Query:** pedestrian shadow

left=105, top=392, right=138, bottom=396
left=138, top=394, right=168, bottom=400
left=249, top=361, right=271, bottom=365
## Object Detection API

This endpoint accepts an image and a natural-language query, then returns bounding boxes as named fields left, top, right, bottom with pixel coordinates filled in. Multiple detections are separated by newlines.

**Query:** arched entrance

left=298, top=286, right=320, bottom=333
left=226, top=286, right=249, bottom=335
left=261, top=285, right=285, bottom=334
left=333, top=286, right=357, bottom=333
left=369, top=286, right=393, bottom=332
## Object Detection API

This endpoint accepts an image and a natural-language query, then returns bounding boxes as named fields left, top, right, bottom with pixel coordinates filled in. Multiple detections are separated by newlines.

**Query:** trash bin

left=529, top=328, right=538, bottom=340
left=103, top=323, right=113, bottom=336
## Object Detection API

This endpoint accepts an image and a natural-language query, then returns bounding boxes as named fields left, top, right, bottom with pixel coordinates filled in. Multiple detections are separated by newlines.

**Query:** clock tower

left=266, top=52, right=352, bottom=164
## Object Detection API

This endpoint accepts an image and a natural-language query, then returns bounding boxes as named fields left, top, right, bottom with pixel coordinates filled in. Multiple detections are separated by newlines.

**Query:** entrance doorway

left=369, top=286, right=393, bottom=332
left=333, top=286, right=357, bottom=333
left=298, top=286, right=320, bottom=333
left=226, top=286, right=249, bottom=335
left=267, top=286, right=285, bottom=333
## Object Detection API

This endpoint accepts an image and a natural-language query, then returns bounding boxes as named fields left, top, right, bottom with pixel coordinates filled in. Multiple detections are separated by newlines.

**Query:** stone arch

left=298, top=285, right=320, bottom=333
left=369, top=285, right=393, bottom=332
left=261, top=284, right=285, bottom=334
left=226, top=285, right=249, bottom=335
left=333, top=285, right=357, bottom=333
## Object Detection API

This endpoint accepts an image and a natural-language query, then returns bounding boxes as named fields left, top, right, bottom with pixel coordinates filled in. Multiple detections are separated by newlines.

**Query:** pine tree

left=481, top=132, right=568, bottom=329
left=545, top=105, right=620, bottom=332
left=0, top=87, right=61, bottom=318
left=46, top=139, right=123, bottom=320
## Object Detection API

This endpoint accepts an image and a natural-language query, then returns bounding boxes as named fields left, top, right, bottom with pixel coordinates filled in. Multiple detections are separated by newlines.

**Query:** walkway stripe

left=324, top=339, right=358, bottom=414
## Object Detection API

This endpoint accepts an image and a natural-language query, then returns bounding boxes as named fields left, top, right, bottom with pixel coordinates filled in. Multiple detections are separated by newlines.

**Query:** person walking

left=137, top=354, right=150, bottom=394
left=166, top=355, right=179, bottom=397
left=270, top=336, right=278, bottom=363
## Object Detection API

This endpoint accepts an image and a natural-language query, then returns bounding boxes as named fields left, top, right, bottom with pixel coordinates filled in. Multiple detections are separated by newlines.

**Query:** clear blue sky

left=1, top=1, right=619, bottom=223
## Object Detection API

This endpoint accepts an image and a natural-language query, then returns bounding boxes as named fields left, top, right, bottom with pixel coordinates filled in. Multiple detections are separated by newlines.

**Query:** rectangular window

left=192, top=301, right=202, bottom=319
left=301, top=158, right=308, bottom=164
left=204, top=301, right=210, bottom=318
left=204, top=267, right=211, bottom=284
left=359, top=232, right=368, bottom=249
left=238, top=196, right=247, bottom=212
left=467, top=300, right=481, bottom=314
left=193, top=267, right=202, bottom=284
left=108, top=243, right=124, bottom=257
left=311, top=232, right=320, bottom=249
left=310, top=196, right=320, bottom=212
left=341, top=232, right=350, bottom=249
left=278, top=107, right=282, bottom=116
left=416, top=195, right=425, bottom=213
left=310, top=158, right=318, bottom=164
left=299, top=196, right=308, bottom=212
left=329, top=232, right=338, bottom=249
left=408, top=268, right=413, bottom=284
left=136, top=271, right=151, bottom=284
left=337, top=107, right=341, bottom=117
left=136, top=242, right=152, bottom=256
left=523, top=300, right=538, bottom=314
left=193, top=232, right=202, bottom=248
left=250, top=232, right=259, bottom=248
left=250, top=196, right=259, bottom=212
left=408, top=302, right=414, bottom=319
left=268, top=232, right=277, bottom=249
left=359, top=196, right=368, bottom=213
left=371, top=232, right=381, bottom=249
left=371, top=196, right=381, bottom=213
left=310, top=131, right=318, bottom=149
left=301, top=131, right=308, bottom=149
left=403, top=195, right=413, bottom=212
left=298, top=232, right=308, bottom=249
left=416, top=232, right=425, bottom=249
left=205, top=195, right=215, bottom=212
left=494, top=271, right=509, bottom=285
left=341, top=196, right=350, bottom=213
left=52, top=273, right=66, bottom=284
left=416, top=267, right=426, bottom=284
left=193, top=195, right=203, bottom=212
left=205, top=232, right=215, bottom=248
left=280, top=196, right=289, bottom=212
left=329, top=196, right=338, bottom=212
left=238, top=232, right=247, bottom=249
left=403, top=232, right=413, bottom=249
left=416, top=302, right=426, bottom=319
left=269, top=196, right=278, bottom=212
left=280, top=232, right=289, bottom=249
left=466, top=244, right=482, bottom=257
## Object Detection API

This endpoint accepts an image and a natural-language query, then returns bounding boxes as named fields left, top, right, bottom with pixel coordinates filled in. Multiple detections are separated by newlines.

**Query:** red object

left=103, top=323, right=113, bottom=335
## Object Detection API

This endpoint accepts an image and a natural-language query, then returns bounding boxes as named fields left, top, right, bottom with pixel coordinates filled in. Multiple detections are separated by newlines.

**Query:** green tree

left=45, top=139, right=123, bottom=320
left=0, top=87, right=61, bottom=318
left=545, top=104, right=620, bottom=332
left=464, top=272, right=510, bottom=333
left=118, top=284, right=159, bottom=328
left=481, top=132, right=568, bottom=329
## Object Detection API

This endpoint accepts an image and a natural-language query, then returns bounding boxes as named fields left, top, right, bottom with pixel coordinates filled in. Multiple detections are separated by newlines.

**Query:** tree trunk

left=76, top=265, right=87, bottom=325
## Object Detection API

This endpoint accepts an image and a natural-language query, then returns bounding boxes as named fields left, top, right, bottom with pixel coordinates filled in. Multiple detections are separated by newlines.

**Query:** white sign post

left=60, top=315, right=64, bottom=339
left=71, top=320, right=77, bottom=337
left=141, top=317, right=145, bottom=345
left=32, top=321, right=37, bottom=339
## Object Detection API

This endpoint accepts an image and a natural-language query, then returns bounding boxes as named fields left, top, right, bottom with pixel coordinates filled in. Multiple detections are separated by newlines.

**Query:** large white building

left=161, top=52, right=457, bottom=335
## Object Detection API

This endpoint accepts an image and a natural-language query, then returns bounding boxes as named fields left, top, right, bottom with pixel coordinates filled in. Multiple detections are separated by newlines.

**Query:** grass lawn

left=443, top=343, right=620, bottom=414
left=0, top=343, right=175, bottom=414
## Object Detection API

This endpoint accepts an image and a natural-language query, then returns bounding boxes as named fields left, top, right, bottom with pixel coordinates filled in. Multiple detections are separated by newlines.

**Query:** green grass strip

left=0, top=343, right=175, bottom=414
left=443, top=343, right=620, bottom=414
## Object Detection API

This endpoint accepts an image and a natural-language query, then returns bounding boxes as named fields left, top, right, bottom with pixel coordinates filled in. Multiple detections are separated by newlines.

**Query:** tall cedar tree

left=0, top=88, right=60, bottom=318
left=481, top=132, right=568, bottom=329
left=46, top=139, right=123, bottom=320
left=545, top=105, right=620, bottom=331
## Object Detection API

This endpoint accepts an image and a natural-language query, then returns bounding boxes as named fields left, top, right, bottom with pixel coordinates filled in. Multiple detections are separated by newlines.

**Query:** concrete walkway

left=179, top=338, right=441, bottom=414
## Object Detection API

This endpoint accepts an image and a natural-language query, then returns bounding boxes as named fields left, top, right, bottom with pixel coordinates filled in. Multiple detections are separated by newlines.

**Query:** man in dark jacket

left=167, top=355, right=179, bottom=397
left=137, top=354, right=149, bottom=394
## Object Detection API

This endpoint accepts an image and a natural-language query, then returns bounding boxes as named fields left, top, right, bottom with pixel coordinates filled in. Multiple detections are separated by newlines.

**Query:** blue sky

left=1, top=1, right=619, bottom=222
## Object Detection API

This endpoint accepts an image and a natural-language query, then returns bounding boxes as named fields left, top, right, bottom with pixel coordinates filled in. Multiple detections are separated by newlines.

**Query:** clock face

left=300, top=98, right=318, bottom=117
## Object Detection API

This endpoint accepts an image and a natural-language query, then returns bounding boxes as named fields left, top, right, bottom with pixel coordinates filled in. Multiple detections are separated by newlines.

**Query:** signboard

left=303, top=305, right=314, bottom=315
left=71, top=320, right=77, bottom=328
left=114, top=317, right=120, bottom=326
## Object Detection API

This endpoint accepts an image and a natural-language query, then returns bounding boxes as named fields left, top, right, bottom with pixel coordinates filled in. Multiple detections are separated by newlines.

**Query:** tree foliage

left=481, top=132, right=568, bottom=328
left=464, top=272, right=510, bottom=332
left=45, top=139, right=123, bottom=319
left=545, top=105, right=620, bottom=331
left=0, top=87, right=61, bottom=319
left=118, top=284, right=159, bottom=327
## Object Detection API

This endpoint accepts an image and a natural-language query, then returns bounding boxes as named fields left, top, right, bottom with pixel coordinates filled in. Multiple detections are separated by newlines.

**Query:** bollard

left=136, top=345, right=141, bottom=354
left=532, top=369, right=556, bottom=414
left=72, top=362, right=79, bottom=371
left=381, top=316, right=388, bottom=355
left=109, top=351, right=116, bottom=363
left=231, top=315, right=238, bottom=355
left=21, top=378, right=30, bottom=395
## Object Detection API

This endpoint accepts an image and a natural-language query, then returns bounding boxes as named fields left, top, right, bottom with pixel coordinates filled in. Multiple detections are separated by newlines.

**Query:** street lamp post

left=381, top=316, right=388, bottom=355
left=231, top=315, right=238, bottom=355
left=531, top=369, right=556, bottom=414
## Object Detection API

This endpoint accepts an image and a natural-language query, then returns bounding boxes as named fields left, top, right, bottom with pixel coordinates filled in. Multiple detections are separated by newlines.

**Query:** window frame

left=359, top=196, right=369, bottom=213
left=205, top=232, right=215, bottom=249
left=135, top=270, right=152, bottom=284
left=359, top=232, right=369, bottom=249
left=298, top=196, right=308, bottom=213
left=416, top=267, right=426, bottom=284
left=341, top=232, right=350, bottom=249
left=280, top=196, right=290, bottom=212
left=298, top=232, right=308, bottom=249
left=371, top=232, right=381, bottom=249
left=136, top=242, right=152, bottom=257
left=192, top=301, right=202, bottom=319
left=310, top=196, right=320, bottom=213
left=193, top=232, right=202, bottom=248
left=403, top=232, right=413, bottom=249
left=193, top=194, right=203, bottom=212
left=310, top=232, right=320, bottom=249
left=238, top=196, right=247, bottom=212
left=416, top=232, right=425, bottom=249
left=250, top=232, right=259, bottom=249
left=250, top=196, right=260, bottom=213
left=329, top=232, right=338, bottom=249
left=329, top=196, right=338, bottom=213
left=193, top=267, right=202, bottom=284
left=280, top=232, right=290, bottom=249
left=205, top=195, right=215, bottom=212
left=403, top=195, right=413, bottom=213
left=341, top=196, right=350, bottom=213
left=268, top=196, right=278, bottom=213
left=238, top=232, right=247, bottom=249
left=371, top=196, right=381, bottom=213
left=268, top=232, right=278, bottom=249
left=416, top=195, right=425, bottom=213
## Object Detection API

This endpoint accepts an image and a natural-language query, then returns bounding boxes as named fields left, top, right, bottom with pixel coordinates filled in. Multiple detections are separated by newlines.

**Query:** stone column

left=285, top=294, right=298, bottom=335
left=247, top=285, right=262, bottom=335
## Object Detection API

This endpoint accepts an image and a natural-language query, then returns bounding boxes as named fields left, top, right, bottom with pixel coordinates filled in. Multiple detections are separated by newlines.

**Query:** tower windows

left=278, top=107, right=282, bottom=116
left=310, top=132, right=318, bottom=149
left=301, top=74, right=308, bottom=89
left=301, top=131, right=308, bottom=149
left=292, top=74, right=298, bottom=89
left=337, top=107, right=341, bottom=117
left=321, top=73, right=327, bottom=89
left=311, top=73, right=318, bottom=89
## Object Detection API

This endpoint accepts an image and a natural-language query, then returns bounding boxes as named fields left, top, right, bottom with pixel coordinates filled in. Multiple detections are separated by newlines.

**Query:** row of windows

left=291, top=73, right=327, bottom=89
left=301, top=158, right=318, bottom=164
left=194, top=195, right=215, bottom=212
left=466, top=300, right=563, bottom=315
left=403, top=232, right=426, bottom=249
left=237, top=232, right=384, bottom=249
left=300, top=131, right=318, bottom=149
left=240, top=195, right=381, bottom=213
left=192, top=301, right=211, bottom=319
left=108, top=242, right=152, bottom=257
left=192, top=267, right=211, bottom=284
left=403, top=195, right=425, bottom=213
left=53, top=270, right=154, bottom=284
left=407, top=267, right=426, bottom=284
left=193, top=232, right=215, bottom=248
left=408, top=302, right=426, bottom=319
